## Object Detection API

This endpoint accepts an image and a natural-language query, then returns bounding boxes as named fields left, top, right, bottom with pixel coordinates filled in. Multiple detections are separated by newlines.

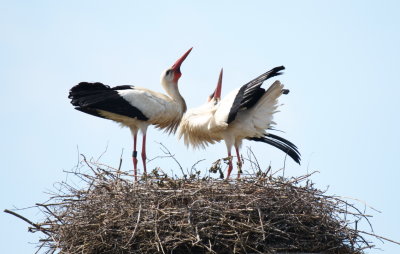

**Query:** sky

left=1, top=0, right=399, bottom=253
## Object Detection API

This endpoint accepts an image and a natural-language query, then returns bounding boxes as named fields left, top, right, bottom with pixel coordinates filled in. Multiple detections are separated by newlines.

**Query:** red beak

left=171, top=47, right=193, bottom=71
left=170, top=47, right=192, bottom=82
left=214, top=68, right=223, bottom=99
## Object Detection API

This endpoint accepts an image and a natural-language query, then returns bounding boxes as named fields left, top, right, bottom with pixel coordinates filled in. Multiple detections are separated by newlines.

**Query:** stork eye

left=166, top=70, right=172, bottom=76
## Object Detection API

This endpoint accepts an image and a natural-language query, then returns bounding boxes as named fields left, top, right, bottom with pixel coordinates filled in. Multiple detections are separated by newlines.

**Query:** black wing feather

left=227, top=66, right=285, bottom=124
left=247, top=133, right=301, bottom=164
left=68, top=82, right=149, bottom=121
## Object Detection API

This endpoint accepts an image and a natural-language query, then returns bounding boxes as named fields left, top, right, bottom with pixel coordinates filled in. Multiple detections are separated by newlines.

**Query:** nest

left=6, top=156, right=379, bottom=254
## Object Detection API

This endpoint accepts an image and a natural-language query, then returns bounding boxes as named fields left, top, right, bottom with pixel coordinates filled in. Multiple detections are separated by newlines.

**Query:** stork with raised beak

left=69, top=48, right=192, bottom=181
left=178, top=66, right=300, bottom=179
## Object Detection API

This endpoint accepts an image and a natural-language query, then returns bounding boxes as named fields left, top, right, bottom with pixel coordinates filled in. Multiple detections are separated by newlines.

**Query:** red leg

left=141, top=134, right=147, bottom=175
left=226, top=150, right=233, bottom=179
left=235, top=146, right=242, bottom=179
left=132, top=133, right=138, bottom=182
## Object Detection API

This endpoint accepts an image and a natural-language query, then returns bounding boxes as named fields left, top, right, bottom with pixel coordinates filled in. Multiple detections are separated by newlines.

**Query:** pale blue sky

left=1, top=1, right=399, bottom=253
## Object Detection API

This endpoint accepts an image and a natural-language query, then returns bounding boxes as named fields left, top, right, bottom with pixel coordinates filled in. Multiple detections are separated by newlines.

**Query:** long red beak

left=214, top=68, right=223, bottom=99
left=171, top=47, right=193, bottom=71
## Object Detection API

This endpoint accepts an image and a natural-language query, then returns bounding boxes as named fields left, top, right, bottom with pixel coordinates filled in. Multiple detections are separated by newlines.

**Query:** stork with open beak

left=178, top=66, right=300, bottom=179
left=69, top=48, right=192, bottom=181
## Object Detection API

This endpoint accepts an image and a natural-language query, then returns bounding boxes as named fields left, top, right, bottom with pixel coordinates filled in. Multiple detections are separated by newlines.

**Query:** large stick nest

left=9, top=156, right=379, bottom=253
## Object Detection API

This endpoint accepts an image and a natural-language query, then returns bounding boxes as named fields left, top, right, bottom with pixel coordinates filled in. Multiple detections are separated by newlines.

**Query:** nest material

left=14, top=160, right=374, bottom=254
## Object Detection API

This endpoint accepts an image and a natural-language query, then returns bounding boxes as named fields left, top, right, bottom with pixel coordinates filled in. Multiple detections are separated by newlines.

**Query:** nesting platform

left=10, top=158, right=377, bottom=254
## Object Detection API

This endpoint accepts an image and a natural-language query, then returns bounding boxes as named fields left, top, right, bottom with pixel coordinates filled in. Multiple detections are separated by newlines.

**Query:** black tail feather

left=267, top=133, right=298, bottom=150
left=248, top=133, right=301, bottom=164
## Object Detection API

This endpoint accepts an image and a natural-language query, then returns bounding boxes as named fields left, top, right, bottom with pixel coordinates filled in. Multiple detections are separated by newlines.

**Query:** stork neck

left=163, top=81, right=187, bottom=114
left=175, top=90, right=187, bottom=114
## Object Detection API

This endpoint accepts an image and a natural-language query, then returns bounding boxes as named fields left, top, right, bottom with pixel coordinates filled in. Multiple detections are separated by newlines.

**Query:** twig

left=190, top=159, right=206, bottom=174
left=36, top=203, right=64, bottom=224
left=245, top=146, right=261, bottom=172
left=358, top=230, right=400, bottom=245
left=96, top=141, right=109, bottom=161
left=4, top=209, right=50, bottom=236
left=257, top=208, right=266, bottom=240
left=80, top=154, right=96, bottom=175
left=157, top=142, right=185, bottom=177
left=118, top=148, right=124, bottom=171
left=125, top=204, right=142, bottom=247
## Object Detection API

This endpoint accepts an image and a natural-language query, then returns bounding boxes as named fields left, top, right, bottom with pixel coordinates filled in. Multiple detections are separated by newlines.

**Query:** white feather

left=118, top=88, right=167, bottom=119
left=178, top=101, right=221, bottom=149
left=233, top=80, right=284, bottom=139
left=178, top=81, right=285, bottom=149
left=212, top=87, right=240, bottom=129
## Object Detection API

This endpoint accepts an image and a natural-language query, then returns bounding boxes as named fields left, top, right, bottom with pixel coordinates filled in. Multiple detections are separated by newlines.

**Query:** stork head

left=208, top=68, right=223, bottom=103
left=161, top=47, right=192, bottom=85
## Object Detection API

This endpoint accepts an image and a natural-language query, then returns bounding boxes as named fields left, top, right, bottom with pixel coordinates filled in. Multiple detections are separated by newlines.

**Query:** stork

left=69, top=48, right=192, bottom=181
left=178, top=66, right=300, bottom=179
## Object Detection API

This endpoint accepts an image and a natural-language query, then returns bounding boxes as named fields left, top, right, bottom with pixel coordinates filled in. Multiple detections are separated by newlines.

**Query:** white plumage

left=100, top=87, right=185, bottom=133
left=178, top=67, right=300, bottom=179
left=69, top=48, right=192, bottom=181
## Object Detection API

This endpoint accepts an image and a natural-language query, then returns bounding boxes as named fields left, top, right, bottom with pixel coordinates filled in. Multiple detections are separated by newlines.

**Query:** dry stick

left=270, top=167, right=285, bottom=177
left=245, top=148, right=257, bottom=175
left=190, top=159, right=206, bottom=175
left=36, top=203, right=64, bottom=224
left=265, top=164, right=272, bottom=176
left=358, top=230, right=400, bottom=245
left=339, top=196, right=382, bottom=214
left=146, top=154, right=172, bottom=163
left=118, top=148, right=124, bottom=171
left=205, top=239, right=216, bottom=254
left=249, top=147, right=261, bottom=172
left=92, top=161, right=129, bottom=175
left=75, top=145, right=80, bottom=169
left=194, top=226, right=201, bottom=243
left=335, top=198, right=375, bottom=233
left=257, top=208, right=266, bottom=241
left=4, top=209, right=51, bottom=236
left=96, top=141, right=109, bottom=161
left=157, top=142, right=185, bottom=177
left=246, top=244, right=265, bottom=254
left=246, top=146, right=261, bottom=172
left=34, top=241, right=47, bottom=254
left=234, top=230, right=247, bottom=253
left=125, top=204, right=142, bottom=247
left=154, top=207, right=166, bottom=254
left=282, top=153, right=288, bottom=178
left=80, top=154, right=96, bottom=175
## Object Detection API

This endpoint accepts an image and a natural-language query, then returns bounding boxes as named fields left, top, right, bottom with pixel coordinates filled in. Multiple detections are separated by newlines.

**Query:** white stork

left=69, top=48, right=192, bottom=181
left=178, top=66, right=300, bottom=179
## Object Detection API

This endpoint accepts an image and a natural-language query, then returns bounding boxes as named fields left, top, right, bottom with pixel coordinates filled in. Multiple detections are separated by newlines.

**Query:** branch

left=3, top=209, right=50, bottom=236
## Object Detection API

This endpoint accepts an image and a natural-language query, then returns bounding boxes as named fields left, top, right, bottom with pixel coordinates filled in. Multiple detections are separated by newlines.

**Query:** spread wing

left=226, top=66, right=285, bottom=124
left=69, top=82, right=149, bottom=121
